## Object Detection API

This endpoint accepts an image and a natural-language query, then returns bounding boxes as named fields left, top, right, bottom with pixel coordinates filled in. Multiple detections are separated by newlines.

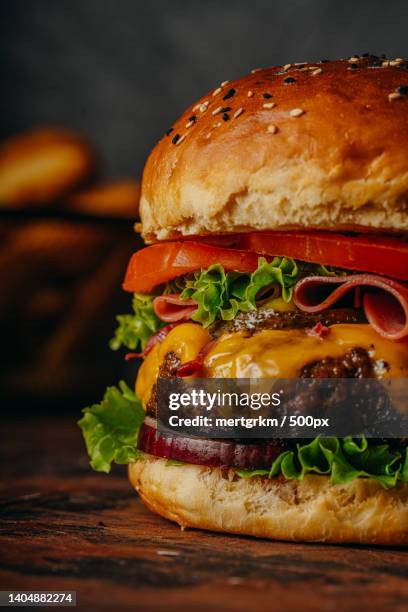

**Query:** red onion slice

left=137, top=418, right=284, bottom=469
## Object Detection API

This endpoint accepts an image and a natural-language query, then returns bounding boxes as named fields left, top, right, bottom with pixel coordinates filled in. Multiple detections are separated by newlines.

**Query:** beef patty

left=209, top=307, right=366, bottom=338
left=145, top=346, right=404, bottom=447
left=145, top=345, right=378, bottom=418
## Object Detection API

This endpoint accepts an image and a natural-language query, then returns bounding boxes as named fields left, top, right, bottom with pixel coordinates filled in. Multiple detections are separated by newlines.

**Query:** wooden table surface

left=1, top=417, right=407, bottom=611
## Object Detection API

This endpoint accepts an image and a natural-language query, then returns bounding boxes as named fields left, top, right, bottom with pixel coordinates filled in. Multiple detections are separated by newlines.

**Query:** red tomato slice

left=123, top=232, right=408, bottom=293
left=123, top=241, right=259, bottom=293
left=239, top=232, right=408, bottom=281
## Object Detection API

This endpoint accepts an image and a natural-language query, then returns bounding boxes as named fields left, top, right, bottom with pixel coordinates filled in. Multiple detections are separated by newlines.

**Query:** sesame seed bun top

left=140, top=56, right=408, bottom=242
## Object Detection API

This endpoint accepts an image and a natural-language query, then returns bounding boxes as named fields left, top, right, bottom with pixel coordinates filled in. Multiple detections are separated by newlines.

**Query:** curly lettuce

left=78, top=381, right=144, bottom=473
left=236, top=437, right=408, bottom=489
left=180, top=257, right=299, bottom=326
left=78, top=386, right=407, bottom=489
left=109, top=258, right=342, bottom=343
left=110, top=293, right=165, bottom=351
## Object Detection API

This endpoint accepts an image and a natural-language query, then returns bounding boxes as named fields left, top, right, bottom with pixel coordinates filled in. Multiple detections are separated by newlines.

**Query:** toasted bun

left=129, top=455, right=408, bottom=545
left=140, top=57, right=408, bottom=242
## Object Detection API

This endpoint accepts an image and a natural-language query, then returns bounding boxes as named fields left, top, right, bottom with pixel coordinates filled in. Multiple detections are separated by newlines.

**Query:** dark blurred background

left=1, top=0, right=408, bottom=414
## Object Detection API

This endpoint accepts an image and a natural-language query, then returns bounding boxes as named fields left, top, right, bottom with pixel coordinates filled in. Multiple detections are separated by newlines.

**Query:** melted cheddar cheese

left=136, top=323, right=210, bottom=407
left=136, top=322, right=408, bottom=408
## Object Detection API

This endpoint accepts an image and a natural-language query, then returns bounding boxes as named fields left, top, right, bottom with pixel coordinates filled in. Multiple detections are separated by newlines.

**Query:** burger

left=79, top=56, right=408, bottom=545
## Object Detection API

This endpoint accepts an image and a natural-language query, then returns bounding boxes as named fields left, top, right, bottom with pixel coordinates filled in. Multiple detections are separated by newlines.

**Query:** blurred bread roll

left=0, top=128, right=95, bottom=206
left=67, top=180, right=140, bottom=217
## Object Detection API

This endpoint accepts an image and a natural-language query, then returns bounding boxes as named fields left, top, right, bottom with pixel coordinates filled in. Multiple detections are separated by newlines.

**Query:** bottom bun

left=129, top=454, right=408, bottom=545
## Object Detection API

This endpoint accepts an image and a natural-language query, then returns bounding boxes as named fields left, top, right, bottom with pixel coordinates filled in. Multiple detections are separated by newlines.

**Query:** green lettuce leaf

left=401, top=448, right=408, bottom=482
left=78, top=387, right=407, bottom=490
left=166, top=459, right=185, bottom=467
left=109, top=259, right=343, bottom=346
left=110, top=293, right=165, bottom=351
left=180, top=257, right=299, bottom=327
left=78, top=381, right=144, bottom=473
left=235, top=468, right=269, bottom=478
left=237, top=437, right=407, bottom=489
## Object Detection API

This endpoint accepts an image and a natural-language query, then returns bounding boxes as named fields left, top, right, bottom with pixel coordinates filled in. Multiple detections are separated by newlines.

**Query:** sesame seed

left=284, top=76, right=296, bottom=84
left=175, top=134, right=186, bottom=145
left=212, top=87, right=222, bottom=96
left=396, top=85, right=408, bottom=95
left=388, top=91, right=402, bottom=101
left=192, top=103, right=201, bottom=111
left=233, top=107, right=244, bottom=118
left=205, top=132, right=212, bottom=139
left=212, top=106, right=231, bottom=115
left=294, top=62, right=306, bottom=67
left=283, top=63, right=291, bottom=71
left=222, top=113, right=230, bottom=121
left=223, top=88, right=236, bottom=100
left=172, top=133, right=180, bottom=144
left=186, top=115, right=197, bottom=129
left=263, top=93, right=273, bottom=98
left=266, top=124, right=278, bottom=134
left=213, top=122, right=222, bottom=128
left=348, top=56, right=359, bottom=62
left=382, top=61, right=390, bottom=67
left=166, top=127, right=174, bottom=135
left=311, top=68, right=322, bottom=76
left=395, top=58, right=404, bottom=62
left=290, top=108, right=305, bottom=117
left=247, top=90, right=254, bottom=97
left=251, top=68, right=261, bottom=73
left=390, top=60, right=402, bottom=67
left=221, top=80, right=229, bottom=86
left=263, top=102, right=275, bottom=109
left=199, top=101, right=209, bottom=112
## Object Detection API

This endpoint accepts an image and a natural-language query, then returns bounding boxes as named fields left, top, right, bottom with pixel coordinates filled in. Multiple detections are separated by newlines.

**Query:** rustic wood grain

left=0, top=417, right=407, bottom=611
